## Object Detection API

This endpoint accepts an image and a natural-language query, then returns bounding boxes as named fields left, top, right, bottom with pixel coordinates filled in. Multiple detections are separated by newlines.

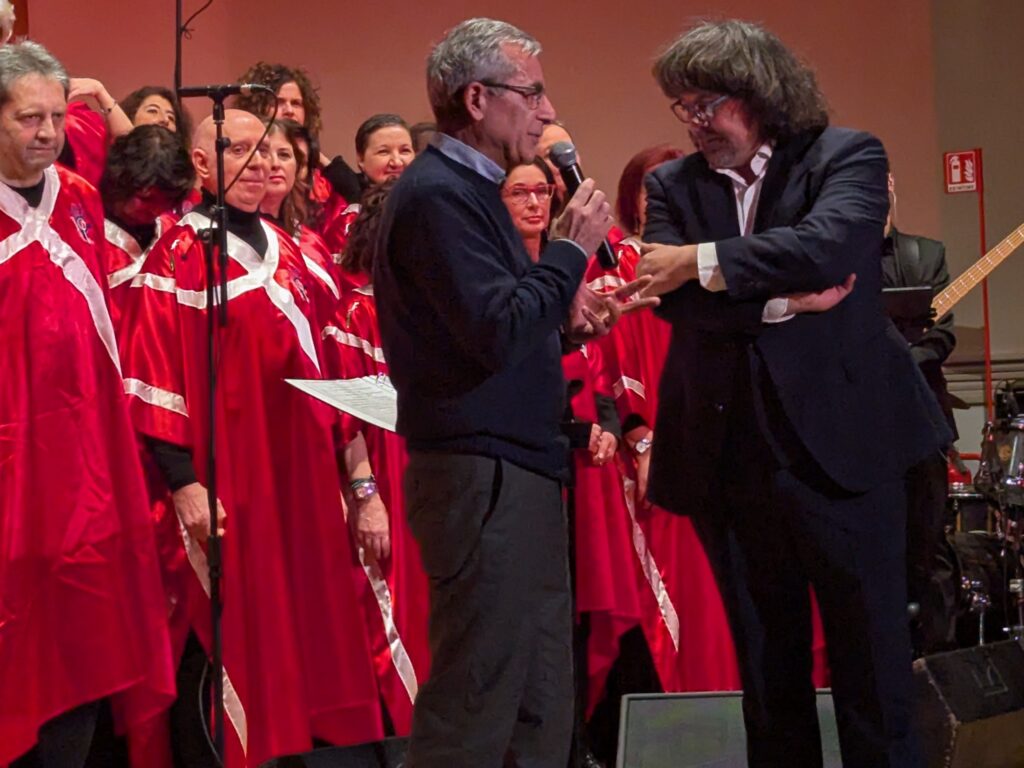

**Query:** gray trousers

left=403, top=452, right=573, bottom=768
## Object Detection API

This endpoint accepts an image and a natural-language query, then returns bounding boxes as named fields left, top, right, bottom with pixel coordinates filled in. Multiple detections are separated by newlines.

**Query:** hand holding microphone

left=548, top=141, right=618, bottom=268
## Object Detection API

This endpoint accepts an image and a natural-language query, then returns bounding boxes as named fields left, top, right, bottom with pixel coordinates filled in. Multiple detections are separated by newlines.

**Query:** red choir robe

left=562, top=344, right=644, bottom=716
left=116, top=211, right=383, bottom=766
left=586, top=239, right=742, bottom=692
left=311, top=169, right=354, bottom=249
left=268, top=220, right=342, bottom=332
left=61, top=101, right=108, bottom=188
left=320, top=201, right=361, bottom=262
left=0, top=166, right=175, bottom=764
left=320, top=276, right=431, bottom=736
left=587, top=240, right=830, bottom=691
left=104, top=213, right=179, bottom=326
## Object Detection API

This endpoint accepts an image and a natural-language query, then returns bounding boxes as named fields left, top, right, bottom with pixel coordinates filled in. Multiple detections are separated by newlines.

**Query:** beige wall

left=33, top=0, right=938, bottom=236
left=48, top=0, right=1024, bottom=449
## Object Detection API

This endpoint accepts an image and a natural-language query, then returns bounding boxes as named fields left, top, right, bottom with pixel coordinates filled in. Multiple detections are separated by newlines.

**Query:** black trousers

left=686, top=356, right=922, bottom=768
left=403, top=452, right=573, bottom=768
left=10, top=699, right=125, bottom=768
left=692, top=467, right=920, bottom=768
left=905, top=452, right=957, bottom=655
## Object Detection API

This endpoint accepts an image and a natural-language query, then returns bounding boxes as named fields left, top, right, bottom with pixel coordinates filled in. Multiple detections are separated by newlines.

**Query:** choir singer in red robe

left=0, top=41, right=175, bottom=767
left=116, top=108, right=383, bottom=766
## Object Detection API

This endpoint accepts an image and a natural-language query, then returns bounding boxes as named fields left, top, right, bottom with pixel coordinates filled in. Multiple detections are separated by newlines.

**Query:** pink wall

left=32, top=0, right=939, bottom=235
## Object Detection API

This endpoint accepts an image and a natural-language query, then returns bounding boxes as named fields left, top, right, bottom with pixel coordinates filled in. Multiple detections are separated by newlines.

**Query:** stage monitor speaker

left=259, top=737, right=408, bottom=768
left=913, top=640, right=1024, bottom=768
left=616, top=690, right=841, bottom=767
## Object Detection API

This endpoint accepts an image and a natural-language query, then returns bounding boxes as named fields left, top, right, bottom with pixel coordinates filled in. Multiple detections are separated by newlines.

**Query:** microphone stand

left=177, top=86, right=231, bottom=762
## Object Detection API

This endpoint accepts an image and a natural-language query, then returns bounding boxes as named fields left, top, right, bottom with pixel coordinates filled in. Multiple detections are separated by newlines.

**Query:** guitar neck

left=932, top=222, right=1024, bottom=319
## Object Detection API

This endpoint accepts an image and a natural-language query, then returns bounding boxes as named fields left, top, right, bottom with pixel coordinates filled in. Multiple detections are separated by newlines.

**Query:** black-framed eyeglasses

left=670, top=93, right=730, bottom=126
left=479, top=80, right=546, bottom=109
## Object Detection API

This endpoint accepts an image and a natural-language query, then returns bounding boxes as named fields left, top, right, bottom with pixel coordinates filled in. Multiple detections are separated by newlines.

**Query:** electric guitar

left=932, top=221, right=1024, bottom=320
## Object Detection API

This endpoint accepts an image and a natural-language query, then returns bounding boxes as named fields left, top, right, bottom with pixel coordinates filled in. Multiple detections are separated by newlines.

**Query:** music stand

left=883, top=285, right=935, bottom=344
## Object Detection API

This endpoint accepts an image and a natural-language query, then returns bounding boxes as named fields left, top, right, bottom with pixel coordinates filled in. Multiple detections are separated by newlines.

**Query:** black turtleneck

left=108, top=213, right=157, bottom=252
left=5, top=177, right=46, bottom=208
left=195, top=189, right=268, bottom=257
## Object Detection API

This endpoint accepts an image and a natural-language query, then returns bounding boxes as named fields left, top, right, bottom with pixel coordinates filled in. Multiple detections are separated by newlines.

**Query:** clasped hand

left=636, top=242, right=856, bottom=313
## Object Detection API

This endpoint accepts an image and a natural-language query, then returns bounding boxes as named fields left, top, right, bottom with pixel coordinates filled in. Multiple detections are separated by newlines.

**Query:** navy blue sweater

left=373, top=145, right=587, bottom=478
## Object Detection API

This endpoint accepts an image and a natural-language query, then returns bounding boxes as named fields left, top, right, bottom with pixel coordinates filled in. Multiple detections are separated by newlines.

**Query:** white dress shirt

left=695, top=143, right=791, bottom=323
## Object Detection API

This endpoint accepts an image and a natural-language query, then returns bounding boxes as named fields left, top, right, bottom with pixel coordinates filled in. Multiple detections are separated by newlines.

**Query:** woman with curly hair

left=235, top=61, right=362, bottom=206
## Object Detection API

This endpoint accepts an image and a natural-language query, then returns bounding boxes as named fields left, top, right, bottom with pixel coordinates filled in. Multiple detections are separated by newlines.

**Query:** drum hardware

left=1009, top=576, right=1024, bottom=641
left=975, top=417, right=1024, bottom=508
left=949, top=531, right=1024, bottom=647
left=963, top=577, right=991, bottom=645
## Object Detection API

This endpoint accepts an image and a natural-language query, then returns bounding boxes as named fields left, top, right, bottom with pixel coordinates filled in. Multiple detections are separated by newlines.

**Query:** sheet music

left=286, top=376, right=398, bottom=432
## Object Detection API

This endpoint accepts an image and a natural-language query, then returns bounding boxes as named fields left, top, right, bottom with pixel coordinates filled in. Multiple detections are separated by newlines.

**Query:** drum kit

left=947, top=417, right=1024, bottom=647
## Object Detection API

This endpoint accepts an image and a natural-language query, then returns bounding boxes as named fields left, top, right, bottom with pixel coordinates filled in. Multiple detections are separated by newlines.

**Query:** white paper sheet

left=286, top=376, right=398, bottom=432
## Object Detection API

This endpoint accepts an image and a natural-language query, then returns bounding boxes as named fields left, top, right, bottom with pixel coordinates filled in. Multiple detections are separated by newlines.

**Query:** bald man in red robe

left=117, top=108, right=383, bottom=766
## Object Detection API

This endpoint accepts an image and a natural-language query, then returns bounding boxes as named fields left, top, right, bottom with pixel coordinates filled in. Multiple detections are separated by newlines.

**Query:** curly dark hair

left=119, top=85, right=193, bottom=146
left=653, top=20, right=828, bottom=141
left=616, top=144, right=686, bottom=235
left=339, top=179, right=397, bottom=276
left=234, top=62, right=322, bottom=137
left=99, top=124, right=195, bottom=212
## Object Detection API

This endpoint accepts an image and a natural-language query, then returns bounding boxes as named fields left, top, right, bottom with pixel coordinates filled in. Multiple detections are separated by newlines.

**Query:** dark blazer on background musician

left=643, top=126, right=952, bottom=516
left=885, top=228, right=958, bottom=437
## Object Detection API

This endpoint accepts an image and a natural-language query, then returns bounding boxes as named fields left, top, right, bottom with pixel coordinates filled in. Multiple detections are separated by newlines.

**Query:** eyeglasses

left=502, top=183, right=555, bottom=206
left=479, top=80, right=547, bottom=110
left=670, top=94, right=730, bottom=126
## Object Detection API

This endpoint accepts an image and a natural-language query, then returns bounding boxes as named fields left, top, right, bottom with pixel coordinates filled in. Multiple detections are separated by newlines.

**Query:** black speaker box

left=913, top=640, right=1024, bottom=768
left=259, top=737, right=408, bottom=768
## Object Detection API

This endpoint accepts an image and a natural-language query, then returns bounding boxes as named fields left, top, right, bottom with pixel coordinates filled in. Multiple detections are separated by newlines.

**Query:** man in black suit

left=884, top=174, right=959, bottom=655
left=637, top=20, right=951, bottom=768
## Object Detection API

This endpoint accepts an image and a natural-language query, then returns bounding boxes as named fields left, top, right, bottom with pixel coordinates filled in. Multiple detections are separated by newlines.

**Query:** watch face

left=635, top=438, right=652, bottom=455
left=354, top=482, right=378, bottom=500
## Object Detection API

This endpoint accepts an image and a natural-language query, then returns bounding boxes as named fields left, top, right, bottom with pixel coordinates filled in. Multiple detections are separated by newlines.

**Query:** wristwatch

left=632, top=436, right=653, bottom=456
left=350, top=475, right=379, bottom=501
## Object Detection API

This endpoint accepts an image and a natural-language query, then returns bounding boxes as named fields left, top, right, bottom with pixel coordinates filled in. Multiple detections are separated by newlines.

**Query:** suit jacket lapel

left=753, top=130, right=821, bottom=232
left=690, top=167, right=740, bottom=241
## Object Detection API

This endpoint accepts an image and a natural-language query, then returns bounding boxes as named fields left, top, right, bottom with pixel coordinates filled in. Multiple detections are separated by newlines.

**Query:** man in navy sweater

left=374, top=17, right=651, bottom=768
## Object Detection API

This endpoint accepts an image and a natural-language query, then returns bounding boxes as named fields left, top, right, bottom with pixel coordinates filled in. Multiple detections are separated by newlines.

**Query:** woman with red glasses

left=501, top=159, right=647, bottom=750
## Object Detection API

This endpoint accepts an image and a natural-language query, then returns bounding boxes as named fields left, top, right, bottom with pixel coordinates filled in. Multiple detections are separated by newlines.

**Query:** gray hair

left=427, top=18, right=541, bottom=125
left=653, top=20, right=828, bottom=141
left=0, top=41, right=69, bottom=107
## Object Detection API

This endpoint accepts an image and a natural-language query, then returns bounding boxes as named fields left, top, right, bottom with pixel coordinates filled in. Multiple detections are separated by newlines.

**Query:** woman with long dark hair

left=259, top=119, right=341, bottom=328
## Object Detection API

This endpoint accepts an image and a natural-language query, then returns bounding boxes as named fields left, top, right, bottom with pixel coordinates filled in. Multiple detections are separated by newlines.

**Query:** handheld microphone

left=177, top=83, right=275, bottom=99
left=547, top=141, right=618, bottom=269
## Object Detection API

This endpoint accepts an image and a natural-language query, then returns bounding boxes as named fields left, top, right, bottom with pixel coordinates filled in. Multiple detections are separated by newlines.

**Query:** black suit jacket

left=884, top=229, right=958, bottom=437
left=643, top=127, right=951, bottom=514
